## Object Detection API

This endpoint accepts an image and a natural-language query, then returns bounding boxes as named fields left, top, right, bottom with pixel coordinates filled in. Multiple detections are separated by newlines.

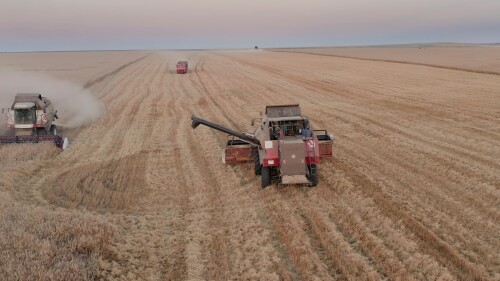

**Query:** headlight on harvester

left=264, top=158, right=279, bottom=166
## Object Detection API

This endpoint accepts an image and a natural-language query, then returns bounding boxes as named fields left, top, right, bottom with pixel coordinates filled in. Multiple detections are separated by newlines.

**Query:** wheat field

left=0, top=49, right=499, bottom=281
left=273, top=44, right=500, bottom=74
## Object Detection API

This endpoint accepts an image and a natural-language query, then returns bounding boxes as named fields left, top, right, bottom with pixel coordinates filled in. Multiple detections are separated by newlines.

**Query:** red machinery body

left=176, top=61, right=188, bottom=74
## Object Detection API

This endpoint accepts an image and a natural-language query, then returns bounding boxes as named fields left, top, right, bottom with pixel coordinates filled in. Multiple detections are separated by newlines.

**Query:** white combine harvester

left=1, top=93, right=68, bottom=149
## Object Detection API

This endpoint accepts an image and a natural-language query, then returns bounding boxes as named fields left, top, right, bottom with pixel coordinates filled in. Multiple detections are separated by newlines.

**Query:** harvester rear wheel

left=253, top=150, right=262, bottom=175
left=308, top=164, right=318, bottom=187
left=261, top=166, right=271, bottom=188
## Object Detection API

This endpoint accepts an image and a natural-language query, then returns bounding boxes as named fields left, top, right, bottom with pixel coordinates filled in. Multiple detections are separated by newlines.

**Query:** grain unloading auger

left=0, top=93, right=69, bottom=149
left=191, top=104, right=334, bottom=187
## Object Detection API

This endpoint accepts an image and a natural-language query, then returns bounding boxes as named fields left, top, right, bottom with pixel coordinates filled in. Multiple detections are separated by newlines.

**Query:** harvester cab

left=0, top=93, right=69, bottom=149
left=191, top=104, right=333, bottom=188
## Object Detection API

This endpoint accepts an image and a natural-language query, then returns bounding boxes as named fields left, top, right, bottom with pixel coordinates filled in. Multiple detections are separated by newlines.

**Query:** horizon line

left=1, top=42, right=499, bottom=54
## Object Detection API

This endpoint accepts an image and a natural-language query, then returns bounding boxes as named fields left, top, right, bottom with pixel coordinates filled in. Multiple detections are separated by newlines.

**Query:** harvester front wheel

left=50, top=125, right=57, bottom=136
left=253, top=150, right=262, bottom=175
left=261, top=166, right=271, bottom=188
left=308, top=164, right=318, bottom=187
left=37, top=128, right=48, bottom=136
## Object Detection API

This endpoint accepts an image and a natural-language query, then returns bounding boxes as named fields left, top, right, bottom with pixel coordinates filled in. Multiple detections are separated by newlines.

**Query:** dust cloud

left=0, top=69, right=105, bottom=129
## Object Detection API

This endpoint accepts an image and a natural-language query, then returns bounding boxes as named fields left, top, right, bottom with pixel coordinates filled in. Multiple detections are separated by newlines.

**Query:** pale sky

left=1, top=0, right=499, bottom=51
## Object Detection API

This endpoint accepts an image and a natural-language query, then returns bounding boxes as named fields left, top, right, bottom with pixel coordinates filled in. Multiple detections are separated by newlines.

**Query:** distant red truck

left=176, top=61, right=188, bottom=74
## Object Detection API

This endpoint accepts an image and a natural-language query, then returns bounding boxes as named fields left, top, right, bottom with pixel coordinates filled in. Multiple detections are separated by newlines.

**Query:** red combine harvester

left=0, top=93, right=68, bottom=149
left=176, top=61, right=188, bottom=74
left=191, top=104, right=333, bottom=187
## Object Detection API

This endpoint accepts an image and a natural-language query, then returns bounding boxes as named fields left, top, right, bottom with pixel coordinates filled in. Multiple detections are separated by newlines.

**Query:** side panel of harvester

left=313, top=130, right=333, bottom=157
left=224, top=136, right=254, bottom=164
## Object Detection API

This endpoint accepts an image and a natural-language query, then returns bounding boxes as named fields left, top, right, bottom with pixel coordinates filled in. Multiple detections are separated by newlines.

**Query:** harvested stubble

left=0, top=48, right=499, bottom=280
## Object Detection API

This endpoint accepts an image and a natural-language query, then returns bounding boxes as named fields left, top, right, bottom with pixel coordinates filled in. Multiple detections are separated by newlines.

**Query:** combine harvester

left=176, top=61, right=188, bottom=74
left=0, top=93, right=68, bottom=149
left=192, top=104, right=333, bottom=187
